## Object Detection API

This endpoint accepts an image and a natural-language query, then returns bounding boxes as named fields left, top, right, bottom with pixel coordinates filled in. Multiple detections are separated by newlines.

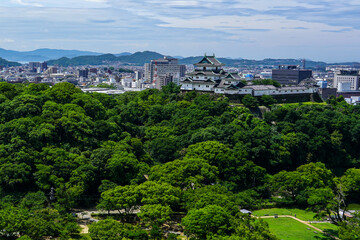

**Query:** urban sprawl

left=1, top=55, right=360, bottom=104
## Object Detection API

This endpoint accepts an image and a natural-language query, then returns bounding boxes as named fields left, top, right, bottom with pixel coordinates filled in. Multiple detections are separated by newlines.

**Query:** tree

left=307, top=186, right=347, bottom=223
left=89, top=219, right=148, bottom=240
left=0, top=82, right=17, bottom=99
left=252, top=79, right=281, bottom=87
left=185, top=141, right=233, bottom=174
left=97, top=185, right=139, bottom=214
left=20, top=191, right=47, bottom=210
left=339, top=212, right=360, bottom=240
left=136, top=181, right=181, bottom=208
left=261, top=95, right=277, bottom=107
left=145, top=137, right=179, bottom=163
left=149, top=158, right=218, bottom=189
left=184, top=185, right=239, bottom=215
left=182, top=205, right=233, bottom=239
left=45, top=82, right=82, bottom=104
left=242, top=95, right=259, bottom=108
left=137, top=204, right=173, bottom=226
left=271, top=162, right=335, bottom=205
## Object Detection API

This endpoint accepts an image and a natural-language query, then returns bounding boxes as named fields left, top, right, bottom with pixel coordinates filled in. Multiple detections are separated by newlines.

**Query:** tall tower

left=301, top=59, right=306, bottom=69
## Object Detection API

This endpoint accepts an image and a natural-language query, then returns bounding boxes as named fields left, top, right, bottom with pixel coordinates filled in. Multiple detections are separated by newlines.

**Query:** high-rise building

left=135, top=71, right=142, bottom=81
left=334, top=70, right=360, bottom=91
left=29, top=62, right=47, bottom=72
left=144, top=56, right=186, bottom=85
left=272, top=65, right=312, bottom=85
left=78, top=69, right=89, bottom=78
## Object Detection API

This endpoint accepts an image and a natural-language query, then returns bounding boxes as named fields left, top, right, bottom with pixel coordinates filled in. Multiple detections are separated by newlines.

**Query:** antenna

left=301, top=59, right=306, bottom=69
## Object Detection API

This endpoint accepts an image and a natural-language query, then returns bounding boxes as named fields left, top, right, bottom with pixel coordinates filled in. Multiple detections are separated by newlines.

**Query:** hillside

left=47, top=51, right=165, bottom=66
left=0, top=57, right=21, bottom=67
left=0, top=48, right=103, bottom=62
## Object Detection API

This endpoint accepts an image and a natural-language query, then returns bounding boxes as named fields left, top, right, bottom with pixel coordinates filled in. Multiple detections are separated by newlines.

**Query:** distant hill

left=115, top=52, right=132, bottom=57
left=0, top=57, right=21, bottom=67
left=48, top=51, right=165, bottom=66
left=0, top=48, right=103, bottom=62
left=118, top=51, right=164, bottom=65
left=46, top=50, right=359, bottom=68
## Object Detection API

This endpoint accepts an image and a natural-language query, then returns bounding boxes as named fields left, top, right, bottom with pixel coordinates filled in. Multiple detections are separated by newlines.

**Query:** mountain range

left=0, top=48, right=359, bottom=68
left=0, top=48, right=131, bottom=62
left=47, top=51, right=165, bottom=66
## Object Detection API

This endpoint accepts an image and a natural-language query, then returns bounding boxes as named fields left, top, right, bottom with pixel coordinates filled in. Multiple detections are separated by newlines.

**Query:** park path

left=258, top=215, right=340, bottom=240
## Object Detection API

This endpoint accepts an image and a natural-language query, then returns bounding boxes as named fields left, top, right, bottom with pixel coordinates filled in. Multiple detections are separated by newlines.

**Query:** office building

left=78, top=69, right=89, bottom=78
left=29, top=61, right=47, bottom=72
left=156, top=74, right=173, bottom=89
left=272, top=65, right=312, bottom=85
left=334, top=70, right=360, bottom=91
left=144, top=56, right=186, bottom=85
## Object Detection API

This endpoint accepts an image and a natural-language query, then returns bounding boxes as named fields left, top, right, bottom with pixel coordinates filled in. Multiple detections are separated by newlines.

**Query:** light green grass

left=264, top=218, right=333, bottom=240
left=253, top=208, right=317, bottom=221
left=310, top=223, right=339, bottom=237
left=348, top=203, right=360, bottom=210
left=278, top=102, right=326, bottom=106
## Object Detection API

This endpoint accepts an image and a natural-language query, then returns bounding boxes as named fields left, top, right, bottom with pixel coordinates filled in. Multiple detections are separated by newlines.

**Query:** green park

left=0, top=82, right=359, bottom=239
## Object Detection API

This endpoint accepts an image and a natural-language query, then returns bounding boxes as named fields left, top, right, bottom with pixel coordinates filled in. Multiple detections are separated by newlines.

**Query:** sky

left=0, top=0, right=360, bottom=62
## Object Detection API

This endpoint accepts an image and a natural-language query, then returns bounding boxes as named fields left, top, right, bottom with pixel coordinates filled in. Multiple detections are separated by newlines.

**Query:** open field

left=253, top=208, right=317, bottom=221
left=264, top=218, right=333, bottom=240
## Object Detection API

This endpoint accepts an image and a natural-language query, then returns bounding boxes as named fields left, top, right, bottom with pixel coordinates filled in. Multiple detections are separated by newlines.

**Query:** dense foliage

left=0, top=82, right=359, bottom=239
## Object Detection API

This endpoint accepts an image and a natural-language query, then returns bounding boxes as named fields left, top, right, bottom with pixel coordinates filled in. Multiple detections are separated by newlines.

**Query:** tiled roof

left=195, top=55, right=225, bottom=67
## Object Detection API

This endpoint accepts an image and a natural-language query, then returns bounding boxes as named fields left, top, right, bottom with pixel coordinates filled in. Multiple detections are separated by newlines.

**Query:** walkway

left=258, top=215, right=340, bottom=240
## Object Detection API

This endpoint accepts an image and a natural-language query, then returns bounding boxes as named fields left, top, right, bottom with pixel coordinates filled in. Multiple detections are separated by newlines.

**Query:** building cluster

left=180, top=55, right=318, bottom=97
left=0, top=54, right=359, bottom=103
left=0, top=61, right=147, bottom=91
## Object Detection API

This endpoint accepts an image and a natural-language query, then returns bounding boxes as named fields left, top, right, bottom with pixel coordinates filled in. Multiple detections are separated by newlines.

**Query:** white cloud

left=0, top=38, right=15, bottom=43
left=0, top=0, right=359, bottom=61
left=11, top=0, right=43, bottom=7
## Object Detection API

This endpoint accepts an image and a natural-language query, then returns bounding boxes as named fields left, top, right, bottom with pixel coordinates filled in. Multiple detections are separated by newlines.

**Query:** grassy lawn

left=277, top=102, right=327, bottom=106
left=264, top=218, right=333, bottom=240
left=253, top=208, right=317, bottom=221
left=310, top=223, right=339, bottom=237
left=348, top=203, right=360, bottom=210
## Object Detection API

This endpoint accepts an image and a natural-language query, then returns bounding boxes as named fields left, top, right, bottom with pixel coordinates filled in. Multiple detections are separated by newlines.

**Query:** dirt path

left=258, top=215, right=340, bottom=240
left=79, top=223, right=89, bottom=234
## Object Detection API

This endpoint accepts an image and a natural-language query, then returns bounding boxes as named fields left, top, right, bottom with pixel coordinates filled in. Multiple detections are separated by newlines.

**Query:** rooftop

left=195, top=55, right=225, bottom=67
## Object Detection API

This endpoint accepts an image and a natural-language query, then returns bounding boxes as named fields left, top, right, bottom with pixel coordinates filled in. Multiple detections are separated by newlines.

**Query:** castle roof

left=195, top=55, right=225, bottom=67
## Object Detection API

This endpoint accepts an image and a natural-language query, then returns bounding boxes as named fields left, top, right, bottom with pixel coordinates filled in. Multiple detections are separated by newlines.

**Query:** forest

left=0, top=81, right=359, bottom=239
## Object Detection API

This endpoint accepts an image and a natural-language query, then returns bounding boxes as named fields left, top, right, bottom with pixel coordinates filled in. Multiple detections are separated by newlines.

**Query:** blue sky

left=0, top=0, right=359, bottom=62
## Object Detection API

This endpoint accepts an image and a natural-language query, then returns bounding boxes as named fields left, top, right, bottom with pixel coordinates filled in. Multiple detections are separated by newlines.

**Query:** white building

left=180, top=54, right=228, bottom=92
left=334, top=70, right=360, bottom=91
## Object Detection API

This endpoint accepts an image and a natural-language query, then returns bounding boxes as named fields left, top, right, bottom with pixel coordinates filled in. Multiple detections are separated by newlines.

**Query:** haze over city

left=1, top=0, right=360, bottom=62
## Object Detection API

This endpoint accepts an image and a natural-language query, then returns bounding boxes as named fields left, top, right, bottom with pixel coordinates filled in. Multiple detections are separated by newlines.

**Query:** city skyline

left=0, top=0, right=360, bottom=62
